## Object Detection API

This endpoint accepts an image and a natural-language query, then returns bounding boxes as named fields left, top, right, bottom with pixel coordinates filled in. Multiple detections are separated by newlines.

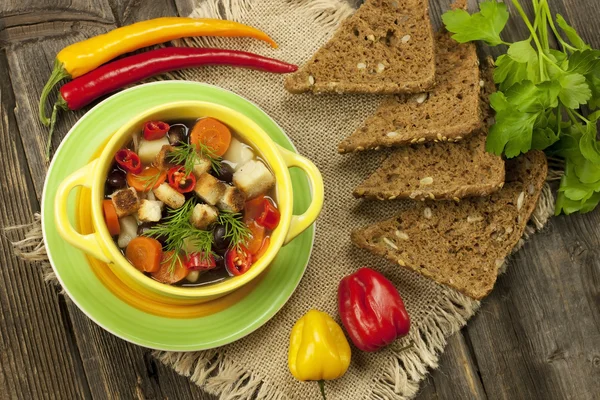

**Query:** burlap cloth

left=9, top=0, right=555, bottom=399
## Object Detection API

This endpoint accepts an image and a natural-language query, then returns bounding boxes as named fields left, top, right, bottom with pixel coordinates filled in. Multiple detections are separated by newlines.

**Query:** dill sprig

left=144, top=199, right=213, bottom=273
left=168, top=142, right=221, bottom=176
left=218, top=211, right=252, bottom=249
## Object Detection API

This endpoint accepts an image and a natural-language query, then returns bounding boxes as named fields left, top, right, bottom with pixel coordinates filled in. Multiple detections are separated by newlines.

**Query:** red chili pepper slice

left=184, top=252, right=216, bottom=271
left=143, top=120, right=170, bottom=141
left=167, top=167, right=196, bottom=193
left=225, top=247, right=253, bottom=276
left=114, top=149, right=142, bottom=174
left=256, top=199, right=280, bottom=230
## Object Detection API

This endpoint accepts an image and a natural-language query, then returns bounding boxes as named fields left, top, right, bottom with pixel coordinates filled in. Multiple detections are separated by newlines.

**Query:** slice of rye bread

left=351, top=151, right=548, bottom=300
left=352, top=60, right=504, bottom=201
left=337, top=32, right=482, bottom=153
left=284, top=0, right=436, bottom=94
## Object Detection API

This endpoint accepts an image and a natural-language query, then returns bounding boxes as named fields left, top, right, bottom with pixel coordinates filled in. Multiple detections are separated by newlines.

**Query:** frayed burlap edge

left=3, top=182, right=554, bottom=400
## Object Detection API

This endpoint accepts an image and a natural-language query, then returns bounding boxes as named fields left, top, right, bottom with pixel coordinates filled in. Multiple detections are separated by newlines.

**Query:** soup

left=102, top=117, right=280, bottom=286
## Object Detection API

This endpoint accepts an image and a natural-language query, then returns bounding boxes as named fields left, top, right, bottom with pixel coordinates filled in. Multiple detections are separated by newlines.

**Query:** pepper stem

left=39, top=60, right=69, bottom=126
left=46, top=96, right=68, bottom=162
left=317, top=380, right=326, bottom=400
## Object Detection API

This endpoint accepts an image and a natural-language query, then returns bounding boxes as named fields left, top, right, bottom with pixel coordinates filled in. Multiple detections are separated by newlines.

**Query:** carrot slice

left=245, top=221, right=265, bottom=255
left=126, top=166, right=166, bottom=192
left=190, top=118, right=232, bottom=156
left=125, top=236, right=162, bottom=273
left=102, top=199, right=121, bottom=236
left=151, top=251, right=188, bottom=284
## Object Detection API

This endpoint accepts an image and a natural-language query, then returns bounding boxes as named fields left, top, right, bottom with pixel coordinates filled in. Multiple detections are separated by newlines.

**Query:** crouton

left=233, top=160, right=275, bottom=199
left=218, top=185, right=246, bottom=213
left=194, top=173, right=227, bottom=205
left=192, top=156, right=212, bottom=178
left=153, top=183, right=185, bottom=209
left=137, top=199, right=164, bottom=222
left=111, top=187, right=141, bottom=218
left=190, top=204, right=219, bottom=230
left=154, top=145, right=176, bottom=171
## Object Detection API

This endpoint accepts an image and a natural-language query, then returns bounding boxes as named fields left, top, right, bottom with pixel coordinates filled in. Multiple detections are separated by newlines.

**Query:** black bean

left=168, top=124, right=188, bottom=146
left=213, top=163, right=234, bottom=184
left=212, top=224, right=230, bottom=252
left=106, top=169, right=127, bottom=189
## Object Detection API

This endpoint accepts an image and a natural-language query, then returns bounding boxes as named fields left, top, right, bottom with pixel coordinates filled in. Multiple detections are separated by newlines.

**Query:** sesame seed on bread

left=351, top=151, right=548, bottom=300
left=284, top=0, right=436, bottom=95
left=338, top=32, right=483, bottom=153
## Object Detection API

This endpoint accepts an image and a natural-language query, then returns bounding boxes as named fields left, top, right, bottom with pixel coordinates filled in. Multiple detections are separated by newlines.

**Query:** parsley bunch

left=442, top=0, right=600, bottom=214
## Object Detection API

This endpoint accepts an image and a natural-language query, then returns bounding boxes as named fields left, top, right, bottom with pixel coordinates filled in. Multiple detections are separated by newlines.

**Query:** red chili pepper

left=184, top=252, right=216, bottom=271
left=338, top=268, right=410, bottom=352
left=167, top=166, right=196, bottom=193
left=44, top=47, right=298, bottom=160
left=114, top=149, right=142, bottom=174
left=225, top=246, right=253, bottom=276
left=143, top=121, right=170, bottom=140
left=256, top=199, right=280, bottom=230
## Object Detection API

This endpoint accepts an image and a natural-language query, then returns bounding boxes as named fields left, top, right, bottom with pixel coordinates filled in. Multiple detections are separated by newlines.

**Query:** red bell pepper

left=338, top=267, right=410, bottom=352
left=185, top=252, right=216, bottom=271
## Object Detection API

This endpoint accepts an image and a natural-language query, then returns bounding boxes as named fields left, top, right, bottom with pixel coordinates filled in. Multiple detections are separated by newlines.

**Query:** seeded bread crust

left=351, top=151, right=548, bottom=300
left=284, top=0, right=436, bottom=94
left=353, top=60, right=503, bottom=201
left=338, top=32, right=482, bottom=153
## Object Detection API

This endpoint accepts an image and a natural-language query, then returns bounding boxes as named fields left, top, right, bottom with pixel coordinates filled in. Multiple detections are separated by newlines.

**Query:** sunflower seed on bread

left=353, top=62, right=504, bottom=201
left=284, top=0, right=435, bottom=95
left=338, top=32, right=483, bottom=153
left=351, top=151, right=548, bottom=300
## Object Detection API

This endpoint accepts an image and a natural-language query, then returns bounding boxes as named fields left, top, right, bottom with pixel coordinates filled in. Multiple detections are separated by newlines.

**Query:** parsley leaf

left=558, top=73, right=592, bottom=109
left=487, top=108, right=538, bottom=158
left=507, top=39, right=537, bottom=63
left=556, top=14, right=590, bottom=50
left=442, top=1, right=509, bottom=46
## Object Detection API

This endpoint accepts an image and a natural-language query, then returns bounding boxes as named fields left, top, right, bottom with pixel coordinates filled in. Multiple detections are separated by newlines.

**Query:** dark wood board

left=0, top=1, right=598, bottom=399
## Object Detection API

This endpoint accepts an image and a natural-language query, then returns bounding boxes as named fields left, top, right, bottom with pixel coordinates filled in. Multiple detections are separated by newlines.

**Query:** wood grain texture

left=1, top=0, right=599, bottom=399
left=0, top=48, right=91, bottom=400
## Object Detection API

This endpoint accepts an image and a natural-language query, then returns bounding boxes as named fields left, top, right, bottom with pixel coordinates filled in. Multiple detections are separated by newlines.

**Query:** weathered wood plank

left=0, top=0, right=114, bottom=27
left=0, top=48, right=91, bottom=400
left=108, top=0, right=179, bottom=26
left=5, top=1, right=215, bottom=399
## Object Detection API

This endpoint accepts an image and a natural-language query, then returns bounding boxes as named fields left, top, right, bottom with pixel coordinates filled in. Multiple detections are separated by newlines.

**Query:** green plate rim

left=41, top=81, right=316, bottom=351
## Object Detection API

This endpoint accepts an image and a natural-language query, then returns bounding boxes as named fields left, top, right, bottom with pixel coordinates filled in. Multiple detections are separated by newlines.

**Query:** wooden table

left=1, top=1, right=598, bottom=399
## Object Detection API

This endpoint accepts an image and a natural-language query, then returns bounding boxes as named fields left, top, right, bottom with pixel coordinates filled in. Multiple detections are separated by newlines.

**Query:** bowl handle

left=54, top=159, right=111, bottom=263
left=277, top=146, right=324, bottom=245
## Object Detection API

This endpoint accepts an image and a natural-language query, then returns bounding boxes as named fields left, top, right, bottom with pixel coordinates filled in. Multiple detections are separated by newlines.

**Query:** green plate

left=41, top=81, right=315, bottom=351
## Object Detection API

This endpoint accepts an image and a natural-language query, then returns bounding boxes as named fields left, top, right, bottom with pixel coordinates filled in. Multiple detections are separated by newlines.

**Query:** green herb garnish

left=145, top=199, right=213, bottom=273
left=168, top=142, right=222, bottom=176
left=442, top=0, right=600, bottom=214
left=218, top=211, right=252, bottom=250
left=133, top=170, right=164, bottom=191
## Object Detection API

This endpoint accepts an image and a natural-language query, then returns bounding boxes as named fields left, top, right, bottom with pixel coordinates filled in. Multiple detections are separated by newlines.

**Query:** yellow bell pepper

left=288, top=310, right=351, bottom=399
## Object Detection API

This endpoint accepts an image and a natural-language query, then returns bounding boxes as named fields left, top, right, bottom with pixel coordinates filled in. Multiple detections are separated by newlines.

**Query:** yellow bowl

left=54, top=101, right=324, bottom=304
